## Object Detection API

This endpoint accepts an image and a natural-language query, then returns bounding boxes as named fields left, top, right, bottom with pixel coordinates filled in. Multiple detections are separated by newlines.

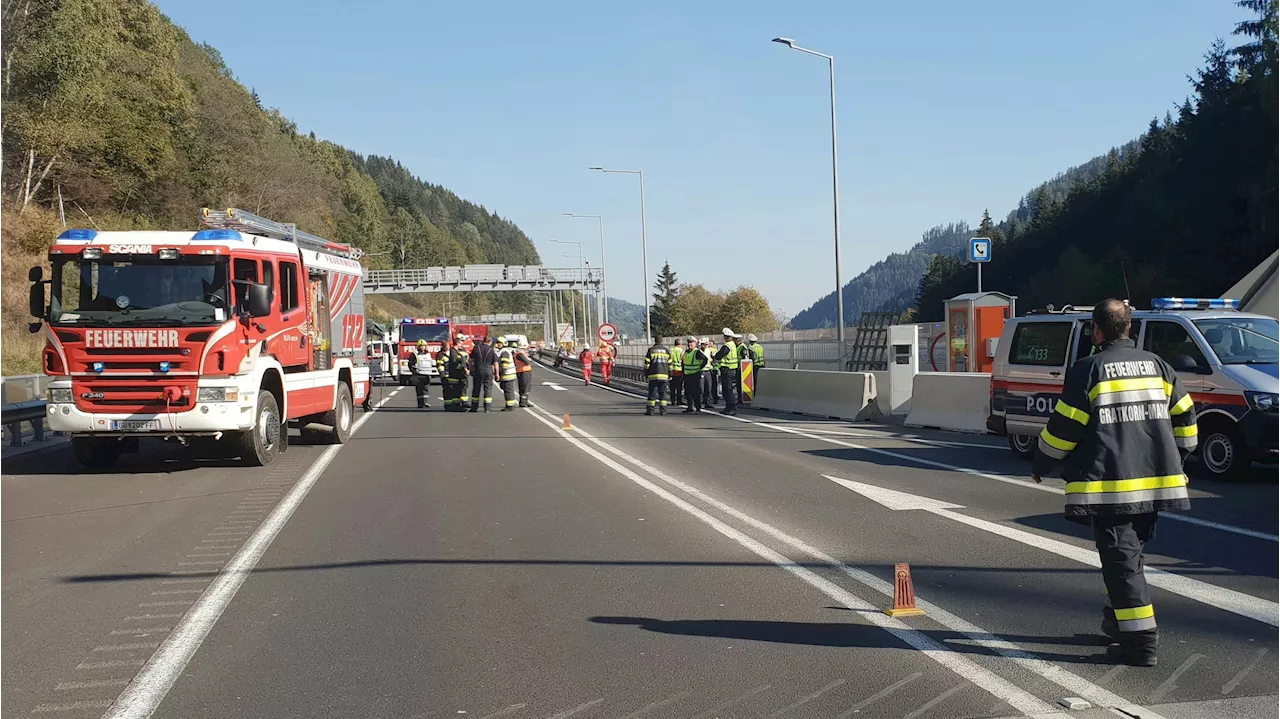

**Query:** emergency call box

left=944, top=292, right=1016, bottom=373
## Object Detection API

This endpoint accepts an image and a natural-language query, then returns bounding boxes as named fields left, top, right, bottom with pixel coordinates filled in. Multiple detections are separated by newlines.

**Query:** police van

left=988, top=298, right=1278, bottom=479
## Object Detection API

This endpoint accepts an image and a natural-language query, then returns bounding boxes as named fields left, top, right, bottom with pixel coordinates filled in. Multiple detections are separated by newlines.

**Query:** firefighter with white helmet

left=495, top=335, right=519, bottom=411
left=514, top=337, right=534, bottom=408
left=408, top=338, right=432, bottom=409
left=712, top=327, right=741, bottom=415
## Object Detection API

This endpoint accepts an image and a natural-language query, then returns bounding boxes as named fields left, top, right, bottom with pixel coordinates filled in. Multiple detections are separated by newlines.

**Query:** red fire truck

left=28, top=208, right=371, bottom=468
left=453, top=323, right=489, bottom=352
left=396, top=317, right=450, bottom=384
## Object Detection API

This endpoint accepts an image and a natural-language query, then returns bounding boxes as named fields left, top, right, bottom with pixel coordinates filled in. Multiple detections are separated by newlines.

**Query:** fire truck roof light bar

left=1152, top=297, right=1239, bottom=311
left=200, top=207, right=364, bottom=260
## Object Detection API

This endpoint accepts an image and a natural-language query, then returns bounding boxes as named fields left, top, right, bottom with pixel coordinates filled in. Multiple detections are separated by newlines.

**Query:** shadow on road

left=589, top=615, right=1113, bottom=665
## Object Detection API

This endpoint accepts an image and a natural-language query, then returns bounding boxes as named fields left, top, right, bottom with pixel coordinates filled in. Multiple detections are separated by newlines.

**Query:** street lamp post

left=772, top=37, right=845, bottom=344
left=562, top=213, right=607, bottom=325
left=551, top=239, right=585, bottom=344
left=589, top=167, right=651, bottom=344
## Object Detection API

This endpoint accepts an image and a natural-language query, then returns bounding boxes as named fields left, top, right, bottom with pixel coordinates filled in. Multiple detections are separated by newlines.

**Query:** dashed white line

left=32, top=699, right=115, bottom=713
left=100, top=387, right=400, bottom=719
left=836, top=673, right=921, bottom=718
left=77, top=660, right=146, bottom=671
left=905, top=684, right=967, bottom=718
left=109, top=628, right=170, bottom=635
left=616, top=691, right=690, bottom=719
left=92, top=643, right=160, bottom=653
left=54, top=679, right=130, bottom=691
left=546, top=698, right=604, bottom=718
left=1222, top=648, right=1268, bottom=695
left=1150, top=654, right=1203, bottom=702
left=768, top=680, right=845, bottom=717
left=136, top=601, right=193, bottom=608
left=478, top=704, right=527, bottom=719
left=690, top=685, right=772, bottom=719
left=158, top=579, right=208, bottom=585
left=124, top=614, right=184, bottom=621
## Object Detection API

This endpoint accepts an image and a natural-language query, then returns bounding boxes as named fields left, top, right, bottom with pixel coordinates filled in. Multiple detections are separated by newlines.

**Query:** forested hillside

left=0, top=0, right=541, bottom=371
left=916, top=1, right=1277, bottom=321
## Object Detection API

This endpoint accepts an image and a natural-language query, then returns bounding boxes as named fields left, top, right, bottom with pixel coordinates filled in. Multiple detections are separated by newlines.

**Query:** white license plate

left=112, top=420, right=160, bottom=431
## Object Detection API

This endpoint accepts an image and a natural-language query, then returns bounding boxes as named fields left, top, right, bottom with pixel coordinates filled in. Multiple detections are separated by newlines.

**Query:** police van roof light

left=1152, top=297, right=1240, bottom=311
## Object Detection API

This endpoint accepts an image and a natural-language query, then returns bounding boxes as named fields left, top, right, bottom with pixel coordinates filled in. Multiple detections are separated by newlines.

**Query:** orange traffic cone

left=562, top=413, right=572, bottom=430
left=884, top=563, right=925, bottom=617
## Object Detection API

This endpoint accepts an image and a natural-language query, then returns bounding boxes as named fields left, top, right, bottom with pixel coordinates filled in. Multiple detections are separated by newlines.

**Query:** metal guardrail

left=364, top=265, right=603, bottom=294
left=1, top=374, right=53, bottom=447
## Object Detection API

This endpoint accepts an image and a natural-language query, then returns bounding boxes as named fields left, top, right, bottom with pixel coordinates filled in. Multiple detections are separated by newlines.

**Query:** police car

left=988, top=298, right=1278, bottom=479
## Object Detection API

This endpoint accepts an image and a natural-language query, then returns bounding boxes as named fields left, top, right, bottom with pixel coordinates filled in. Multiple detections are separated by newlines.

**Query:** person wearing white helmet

left=514, top=337, right=533, bottom=408
left=680, top=335, right=707, bottom=413
left=408, top=338, right=432, bottom=409
left=712, top=327, right=741, bottom=415
left=744, top=332, right=765, bottom=400
left=698, top=337, right=715, bottom=410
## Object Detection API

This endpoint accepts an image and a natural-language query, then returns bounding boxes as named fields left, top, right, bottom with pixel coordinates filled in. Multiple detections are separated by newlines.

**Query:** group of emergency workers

left=405, top=333, right=535, bottom=412
left=642, top=328, right=765, bottom=417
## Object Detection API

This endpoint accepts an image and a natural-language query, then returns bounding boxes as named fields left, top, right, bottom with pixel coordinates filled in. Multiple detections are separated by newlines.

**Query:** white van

left=988, top=298, right=1278, bottom=479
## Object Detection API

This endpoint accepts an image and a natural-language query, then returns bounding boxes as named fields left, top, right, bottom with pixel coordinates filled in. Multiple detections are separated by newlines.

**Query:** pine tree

left=651, top=261, right=681, bottom=337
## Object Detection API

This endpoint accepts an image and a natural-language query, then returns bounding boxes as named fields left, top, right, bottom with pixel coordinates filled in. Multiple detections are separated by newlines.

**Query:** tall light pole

left=551, top=239, right=584, bottom=344
left=590, top=166, right=650, bottom=344
left=562, top=213, right=607, bottom=325
left=772, top=37, right=845, bottom=344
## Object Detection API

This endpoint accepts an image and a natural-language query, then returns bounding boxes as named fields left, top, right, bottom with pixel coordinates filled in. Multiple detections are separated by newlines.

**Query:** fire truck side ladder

left=201, top=207, right=364, bottom=260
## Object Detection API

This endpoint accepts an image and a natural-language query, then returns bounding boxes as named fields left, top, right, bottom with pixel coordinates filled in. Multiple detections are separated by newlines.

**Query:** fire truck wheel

left=319, top=382, right=354, bottom=444
left=236, top=390, right=281, bottom=466
left=72, top=437, right=122, bottom=470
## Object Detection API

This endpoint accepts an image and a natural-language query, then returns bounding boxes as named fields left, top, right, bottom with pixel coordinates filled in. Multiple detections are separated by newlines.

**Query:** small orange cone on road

left=562, top=413, right=572, bottom=430
left=884, top=563, right=926, bottom=617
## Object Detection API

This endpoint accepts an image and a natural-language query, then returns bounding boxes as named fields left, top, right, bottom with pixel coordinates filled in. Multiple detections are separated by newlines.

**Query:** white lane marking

left=553, top=368, right=1278, bottom=543
left=1095, top=665, right=1126, bottom=687
left=136, top=601, right=192, bottom=608
left=798, top=426, right=1009, bottom=451
left=835, top=673, right=921, bottom=718
left=527, top=402, right=1165, bottom=717
left=148, top=589, right=201, bottom=596
left=100, top=388, right=401, bottom=719
left=77, top=660, right=146, bottom=671
left=1149, top=653, right=1203, bottom=702
left=109, top=628, right=170, bottom=635
left=185, top=553, right=230, bottom=558
left=93, top=643, right=160, bottom=653
left=158, top=579, right=208, bottom=586
left=768, top=680, right=845, bottom=718
left=829, top=474, right=1279, bottom=629
left=830, top=475, right=1279, bottom=628
left=522, top=406, right=1058, bottom=717
left=546, top=697, right=604, bottom=718
left=124, top=614, right=184, bottom=622
left=1222, top=648, right=1268, bottom=695
left=617, top=691, right=690, bottom=719
left=689, top=685, right=772, bottom=719
left=905, top=684, right=967, bottom=718
left=541, top=381, right=567, bottom=391
left=55, top=679, right=130, bottom=691
left=478, top=704, right=527, bottom=719
left=32, top=699, right=115, bottom=713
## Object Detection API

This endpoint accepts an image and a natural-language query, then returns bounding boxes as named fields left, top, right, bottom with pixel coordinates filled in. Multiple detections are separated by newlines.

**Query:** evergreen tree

left=651, top=261, right=680, bottom=337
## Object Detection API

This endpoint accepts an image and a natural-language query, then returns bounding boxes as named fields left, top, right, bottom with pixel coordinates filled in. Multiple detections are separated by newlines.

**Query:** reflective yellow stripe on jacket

left=1064, top=474, right=1189, bottom=506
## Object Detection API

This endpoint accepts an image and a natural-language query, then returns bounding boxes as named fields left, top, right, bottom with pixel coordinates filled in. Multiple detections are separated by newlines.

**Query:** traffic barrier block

left=885, top=563, right=925, bottom=617
left=903, top=372, right=991, bottom=433
left=751, top=368, right=880, bottom=421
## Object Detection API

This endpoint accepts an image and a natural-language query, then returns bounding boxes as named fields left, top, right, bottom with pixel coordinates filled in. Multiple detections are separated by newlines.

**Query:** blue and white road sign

left=969, top=237, right=992, bottom=263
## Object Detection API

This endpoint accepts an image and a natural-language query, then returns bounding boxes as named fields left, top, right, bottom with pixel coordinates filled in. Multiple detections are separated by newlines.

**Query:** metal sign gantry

left=363, top=265, right=602, bottom=295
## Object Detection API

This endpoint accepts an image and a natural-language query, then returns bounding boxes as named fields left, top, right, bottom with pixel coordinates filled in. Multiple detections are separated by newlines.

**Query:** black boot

left=1103, top=632, right=1158, bottom=667
left=1101, top=607, right=1119, bottom=643
left=645, top=408, right=653, bottom=416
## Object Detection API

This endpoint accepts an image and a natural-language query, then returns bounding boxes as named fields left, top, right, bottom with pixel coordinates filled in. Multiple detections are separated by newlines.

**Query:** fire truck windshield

left=50, top=257, right=231, bottom=327
left=400, top=323, right=450, bottom=344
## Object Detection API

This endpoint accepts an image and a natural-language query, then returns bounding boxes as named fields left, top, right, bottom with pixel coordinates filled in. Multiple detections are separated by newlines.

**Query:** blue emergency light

left=57, top=229, right=98, bottom=241
left=1152, top=297, right=1240, bottom=310
left=192, top=229, right=241, bottom=241
left=92, top=361, right=105, bottom=373
left=159, top=361, right=171, bottom=373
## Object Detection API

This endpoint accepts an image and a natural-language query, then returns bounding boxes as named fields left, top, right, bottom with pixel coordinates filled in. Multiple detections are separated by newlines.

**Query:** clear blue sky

left=156, top=0, right=1243, bottom=314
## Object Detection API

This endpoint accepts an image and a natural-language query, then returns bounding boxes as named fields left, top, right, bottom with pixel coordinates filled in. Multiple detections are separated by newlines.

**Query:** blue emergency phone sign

left=969, top=237, right=992, bottom=263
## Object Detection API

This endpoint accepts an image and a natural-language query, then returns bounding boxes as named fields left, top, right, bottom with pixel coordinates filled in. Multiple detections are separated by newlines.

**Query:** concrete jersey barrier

left=752, top=368, right=880, bottom=421
left=904, top=372, right=991, bottom=433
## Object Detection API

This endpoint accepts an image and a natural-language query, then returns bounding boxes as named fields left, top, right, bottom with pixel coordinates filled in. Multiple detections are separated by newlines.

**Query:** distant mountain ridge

left=790, top=141, right=1142, bottom=329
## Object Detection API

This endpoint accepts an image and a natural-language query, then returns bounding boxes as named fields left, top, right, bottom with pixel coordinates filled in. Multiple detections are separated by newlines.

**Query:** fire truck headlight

left=81, top=248, right=103, bottom=260
left=158, top=248, right=180, bottom=260
left=48, top=388, right=73, bottom=404
left=197, top=387, right=238, bottom=403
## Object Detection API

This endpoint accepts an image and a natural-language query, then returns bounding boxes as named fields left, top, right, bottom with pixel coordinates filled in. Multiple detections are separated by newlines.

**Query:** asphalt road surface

left=3, top=367, right=1277, bottom=719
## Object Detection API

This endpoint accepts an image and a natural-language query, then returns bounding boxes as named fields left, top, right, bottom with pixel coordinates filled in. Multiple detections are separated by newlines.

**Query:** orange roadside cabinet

left=945, top=292, right=1017, bottom=373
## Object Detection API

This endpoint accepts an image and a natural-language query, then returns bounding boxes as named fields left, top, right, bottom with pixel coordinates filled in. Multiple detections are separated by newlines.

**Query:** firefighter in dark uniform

left=495, top=336, right=519, bottom=411
left=468, top=335, right=498, bottom=412
left=1033, top=299, right=1196, bottom=667
left=643, top=339, right=671, bottom=415
left=514, top=339, right=534, bottom=408
left=712, top=328, right=740, bottom=415
left=407, top=339, right=432, bottom=409
left=436, top=334, right=469, bottom=412
left=680, top=335, right=706, bottom=414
